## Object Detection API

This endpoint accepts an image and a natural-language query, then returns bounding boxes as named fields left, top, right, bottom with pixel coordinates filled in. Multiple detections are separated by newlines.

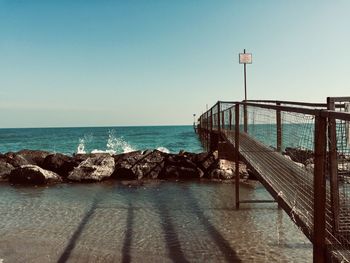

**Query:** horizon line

left=0, top=124, right=193, bottom=130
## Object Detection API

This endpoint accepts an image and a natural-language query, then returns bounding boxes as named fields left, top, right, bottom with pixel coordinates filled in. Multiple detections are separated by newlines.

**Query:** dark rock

left=284, top=147, right=314, bottom=165
left=161, top=166, right=201, bottom=179
left=131, top=150, right=167, bottom=179
left=159, top=153, right=203, bottom=179
left=73, top=153, right=97, bottom=163
left=9, top=165, right=62, bottom=185
left=112, top=151, right=144, bottom=179
left=2, top=152, right=30, bottom=167
left=142, top=149, right=153, bottom=155
left=42, top=153, right=78, bottom=177
left=183, top=151, right=219, bottom=177
left=113, top=151, right=143, bottom=165
left=0, top=159, right=14, bottom=181
left=210, top=160, right=248, bottom=180
left=16, top=149, right=52, bottom=166
left=112, top=150, right=166, bottom=180
left=68, top=154, right=115, bottom=182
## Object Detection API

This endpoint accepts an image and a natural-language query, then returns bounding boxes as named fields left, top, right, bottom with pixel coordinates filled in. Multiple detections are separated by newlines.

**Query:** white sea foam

left=107, top=130, right=135, bottom=153
left=79, top=130, right=135, bottom=154
left=77, top=138, right=86, bottom=154
left=157, top=147, right=170, bottom=153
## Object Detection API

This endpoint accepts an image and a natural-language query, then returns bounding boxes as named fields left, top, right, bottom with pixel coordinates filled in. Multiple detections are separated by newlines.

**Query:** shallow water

left=0, top=181, right=312, bottom=262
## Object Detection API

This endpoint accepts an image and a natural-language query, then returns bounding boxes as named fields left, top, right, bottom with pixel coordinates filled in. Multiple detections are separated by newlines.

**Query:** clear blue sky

left=0, top=0, right=349, bottom=128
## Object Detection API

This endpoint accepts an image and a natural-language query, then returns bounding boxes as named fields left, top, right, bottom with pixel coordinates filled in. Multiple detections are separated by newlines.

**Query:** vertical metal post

left=235, top=104, right=240, bottom=209
left=229, top=109, right=232, bottom=130
left=327, top=97, right=340, bottom=233
left=243, top=49, right=247, bottom=101
left=276, top=102, right=282, bottom=152
left=217, top=102, right=221, bottom=132
left=206, top=111, right=209, bottom=151
left=222, top=111, right=225, bottom=130
left=313, top=112, right=327, bottom=263
left=210, top=108, right=213, bottom=132
left=244, top=104, right=248, bottom=133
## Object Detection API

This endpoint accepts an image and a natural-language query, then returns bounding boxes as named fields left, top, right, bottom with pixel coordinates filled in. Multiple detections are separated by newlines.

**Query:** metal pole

left=276, top=102, right=282, bottom=152
left=235, top=103, right=240, bottom=209
left=217, top=102, right=221, bottom=131
left=222, top=111, right=225, bottom=130
left=210, top=108, right=213, bottom=132
left=244, top=49, right=247, bottom=101
left=313, top=112, right=327, bottom=263
left=206, top=111, right=209, bottom=151
left=327, top=97, right=340, bottom=233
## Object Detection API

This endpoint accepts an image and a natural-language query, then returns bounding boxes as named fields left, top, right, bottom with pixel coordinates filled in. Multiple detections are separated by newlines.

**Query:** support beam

left=327, top=97, right=340, bottom=233
left=218, top=102, right=221, bottom=132
left=222, top=111, right=225, bottom=130
left=235, top=104, right=240, bottom=209
left=276, top=102, right=282, bottom=153
left=313, top=113, right=327, bottom=263
left=244, top=104, right=248, bottom=133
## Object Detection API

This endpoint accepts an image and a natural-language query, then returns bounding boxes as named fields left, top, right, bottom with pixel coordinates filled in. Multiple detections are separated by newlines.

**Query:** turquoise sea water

left=0, top=125, right=203, bottom=155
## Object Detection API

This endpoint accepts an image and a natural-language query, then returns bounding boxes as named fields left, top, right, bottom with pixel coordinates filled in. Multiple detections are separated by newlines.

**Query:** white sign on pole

left=239, top=53, right=252, bottom=64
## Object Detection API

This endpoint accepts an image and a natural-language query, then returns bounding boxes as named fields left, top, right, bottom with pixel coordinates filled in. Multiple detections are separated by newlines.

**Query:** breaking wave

left=157, top=147, right=170, bottom=153
left=77, top=138, right=86, bottom=154
left=77, top=130, right=135, bottom=154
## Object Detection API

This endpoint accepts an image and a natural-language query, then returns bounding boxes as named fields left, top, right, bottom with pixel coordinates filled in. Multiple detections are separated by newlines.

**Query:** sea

left=0, top=125, right=312, bottom=262
left=0, top=125, right=203, bottom=155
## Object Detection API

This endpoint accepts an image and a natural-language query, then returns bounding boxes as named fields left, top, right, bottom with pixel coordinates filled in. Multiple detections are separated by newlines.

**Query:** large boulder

left=284, top=147, right=314, bottom=165
left=16, top=149, right=52, bottom=166
left=114, top=150, right=166, bottom=180
left=9, top=165, right=62, bottom=185
left=2, top=150, right=52, bottom=167
left=134, top=150, right=166, bottom=179
left=112, top=151, right=144, bottom=179
left=42, top=153, right=78, bottom=177
left=2, top=152, right=30, bottom=167
left=0, top=159, right=14, bottom=181
left=159, top=153, right=203, bottom=179
left=210, top=160, right=249, bottom=180
left=73, top=153, right=97, bottom=163
left=68, top=154, right=115, bottom=182
left=184, top=151, right=219, bottom=177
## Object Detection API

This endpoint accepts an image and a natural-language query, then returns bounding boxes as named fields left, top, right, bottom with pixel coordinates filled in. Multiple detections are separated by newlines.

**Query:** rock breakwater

left=0, top=149, right=249, bottom=185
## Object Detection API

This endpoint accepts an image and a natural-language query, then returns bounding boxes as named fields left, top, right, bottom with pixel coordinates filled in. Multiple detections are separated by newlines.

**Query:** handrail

left=217, top=101, right=319, bottom=116
left=324, top=110, right=350, bottom=121
left=196, top=97, right=350, bottom=261
left=246, top=100, right=327, bottom=108
left=327, top=96, right=350, bottom=103
left=199, top=100, right=350, bottom=123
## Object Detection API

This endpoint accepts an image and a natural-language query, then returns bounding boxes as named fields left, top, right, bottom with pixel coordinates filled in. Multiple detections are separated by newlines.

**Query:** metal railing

left=196, top=97, right=350, bottom=262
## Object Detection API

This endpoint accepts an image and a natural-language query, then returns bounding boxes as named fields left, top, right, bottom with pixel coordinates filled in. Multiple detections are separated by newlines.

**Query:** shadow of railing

left=121, top=201, right=134, bottom=263
left=151, top=192, right=190, bottom=263
left=180, top=185, right=241, bottom=262
left=57, top=196, right=100, bottom=263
